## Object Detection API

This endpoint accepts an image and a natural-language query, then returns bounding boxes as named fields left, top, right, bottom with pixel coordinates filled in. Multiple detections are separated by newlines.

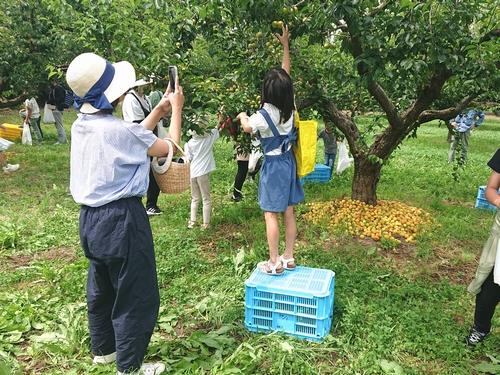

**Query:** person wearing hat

left=123, top=79, right=163, bottom=217
left=66, top=52, right=184, bottom=375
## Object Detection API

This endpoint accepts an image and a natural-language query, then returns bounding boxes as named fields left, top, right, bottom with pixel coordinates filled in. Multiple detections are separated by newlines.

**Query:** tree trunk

left=351, top=155, right=382, bottom=205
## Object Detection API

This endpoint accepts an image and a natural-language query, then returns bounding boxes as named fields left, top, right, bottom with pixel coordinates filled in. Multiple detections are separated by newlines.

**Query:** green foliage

left=0, top=111, right=499, bottom=374
left=474, top=354, right=500, bottom=374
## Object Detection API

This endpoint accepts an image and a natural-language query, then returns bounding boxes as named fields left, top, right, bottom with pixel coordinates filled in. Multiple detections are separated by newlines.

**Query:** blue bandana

left=73, top=61, right=115, bottom=111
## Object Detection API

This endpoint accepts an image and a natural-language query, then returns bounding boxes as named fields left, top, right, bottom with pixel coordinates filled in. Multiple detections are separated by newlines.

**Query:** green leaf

left=380, top=359, right=404, bottom=375
left=474, top=362, right=500, bottom=374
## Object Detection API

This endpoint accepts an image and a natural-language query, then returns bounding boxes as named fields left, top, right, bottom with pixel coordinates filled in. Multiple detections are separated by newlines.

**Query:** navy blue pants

left=80, top=197, right=160, bottom=373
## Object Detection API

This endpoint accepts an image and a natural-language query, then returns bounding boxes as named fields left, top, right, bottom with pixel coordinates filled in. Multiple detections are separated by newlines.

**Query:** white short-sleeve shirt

left=24, top=98, right=40, bottom=118
left=248, top=103, right=294, bottom=155
left=122, top=90, right=152, bottom=122
left=185, top=128, right=220, bottom=178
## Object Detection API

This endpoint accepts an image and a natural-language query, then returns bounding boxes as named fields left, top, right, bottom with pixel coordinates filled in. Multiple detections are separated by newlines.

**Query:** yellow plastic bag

left=293, top=112, right=317, bottom=178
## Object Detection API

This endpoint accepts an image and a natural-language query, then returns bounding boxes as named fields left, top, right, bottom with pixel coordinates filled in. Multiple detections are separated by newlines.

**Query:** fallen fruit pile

left=303, top=199, right=432, bottom=244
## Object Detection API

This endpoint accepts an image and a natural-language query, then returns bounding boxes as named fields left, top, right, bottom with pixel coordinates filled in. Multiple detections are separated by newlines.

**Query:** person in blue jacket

left=448, top=109, right=485, bottom=163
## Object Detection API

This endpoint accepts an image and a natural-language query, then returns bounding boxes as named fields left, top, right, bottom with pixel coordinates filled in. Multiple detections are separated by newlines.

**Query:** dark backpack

left=64, top=90, right=74, bottom=109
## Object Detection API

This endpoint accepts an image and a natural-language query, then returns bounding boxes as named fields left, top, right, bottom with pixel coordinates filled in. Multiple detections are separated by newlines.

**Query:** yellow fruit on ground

left=303, top=199, right=431, bottom=245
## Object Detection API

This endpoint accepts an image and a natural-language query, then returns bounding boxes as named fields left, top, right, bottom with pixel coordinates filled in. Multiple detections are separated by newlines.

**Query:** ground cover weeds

left=0, top=111, right=498, bottom=374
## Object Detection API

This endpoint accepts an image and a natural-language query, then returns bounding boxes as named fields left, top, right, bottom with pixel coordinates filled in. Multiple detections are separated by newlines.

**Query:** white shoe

left=93, top=351, right=116, bottom=364
left=117, top=362, right=166, bottom=375
left=3, top=163, right=19, bottom=173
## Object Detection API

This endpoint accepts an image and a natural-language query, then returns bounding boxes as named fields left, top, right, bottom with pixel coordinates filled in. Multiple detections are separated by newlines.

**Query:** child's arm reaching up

left=275, top=24, right=290, bottom=75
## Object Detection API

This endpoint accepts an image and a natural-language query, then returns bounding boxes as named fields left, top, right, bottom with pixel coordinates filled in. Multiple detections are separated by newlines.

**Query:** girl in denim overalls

left=238, top=25, right=304, bottom=275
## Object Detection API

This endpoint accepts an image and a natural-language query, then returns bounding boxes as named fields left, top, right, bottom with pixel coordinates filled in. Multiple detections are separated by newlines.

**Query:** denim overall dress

left=257, top=109, right=304, bottom=212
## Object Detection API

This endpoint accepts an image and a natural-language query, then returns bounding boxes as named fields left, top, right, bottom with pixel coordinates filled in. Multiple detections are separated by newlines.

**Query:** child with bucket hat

left=66, top=52, right=184, bottom=375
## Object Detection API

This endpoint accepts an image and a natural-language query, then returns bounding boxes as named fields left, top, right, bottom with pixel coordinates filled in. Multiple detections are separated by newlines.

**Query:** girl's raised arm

left=275, top=24, right=291, bottom=75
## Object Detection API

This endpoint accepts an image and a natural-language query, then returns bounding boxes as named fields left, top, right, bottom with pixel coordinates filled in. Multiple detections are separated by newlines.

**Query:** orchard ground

left=0, top=109, right=499, bottom=375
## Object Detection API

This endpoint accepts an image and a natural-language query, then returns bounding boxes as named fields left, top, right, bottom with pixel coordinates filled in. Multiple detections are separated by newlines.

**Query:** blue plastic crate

left=244, top=266, right=335, bottom=342
left=302, top=164, right=331, bottom=183
left=475, top=186, right=498, bottom=212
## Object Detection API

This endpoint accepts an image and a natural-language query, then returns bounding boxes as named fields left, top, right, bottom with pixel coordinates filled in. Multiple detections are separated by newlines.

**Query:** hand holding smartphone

left=168, top=66, right=178, bottom=91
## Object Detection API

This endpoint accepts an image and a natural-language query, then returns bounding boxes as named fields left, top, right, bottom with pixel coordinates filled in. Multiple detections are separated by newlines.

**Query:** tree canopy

left=1, top=0, right=498, bottom=202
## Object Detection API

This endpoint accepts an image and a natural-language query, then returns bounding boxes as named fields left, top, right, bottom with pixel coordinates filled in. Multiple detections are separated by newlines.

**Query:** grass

left=0, top=108, right=499, bottom=374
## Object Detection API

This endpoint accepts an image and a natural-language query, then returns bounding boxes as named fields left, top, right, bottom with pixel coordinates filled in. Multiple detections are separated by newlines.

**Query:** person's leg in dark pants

left=146, top=127, right=161, bottom=214
left=146, top=165, right=161, bottom=213
left=87, top=260, right=116, bottom=356
left=29, top=118, right=43, bottom=142
left=80, top=198, right=160, bottom=372
left=474, top=269, right=500, bottom=333
left=36, top=117, right=43, bottom=139
left=325, top=152, right=336, bottom=177
left=233, top=160, right=249, bottom=200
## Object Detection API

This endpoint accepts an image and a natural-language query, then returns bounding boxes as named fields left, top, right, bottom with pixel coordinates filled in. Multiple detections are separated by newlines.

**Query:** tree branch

left=402, top=67, right=453, bottom=127
left=0, top=93, right=28, bottom=109
left=366, top=0, right=392, bottom=17
left=320, top=98, right=362, bottom=157
left=347, top=26, right=403, bottom=128
left=417, top=95, right=476, bottom=124
left=296, top=97, right=317, bottom=111
left=367, top=80, right=402, bottom=128
left=480, top=28, right=500, bottom=43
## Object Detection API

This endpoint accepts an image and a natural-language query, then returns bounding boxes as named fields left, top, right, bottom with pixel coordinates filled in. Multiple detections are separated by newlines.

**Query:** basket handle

left=151, top=138, right=173, bottom=174
left=151, top=138, right=188, bottom=174
left=165, top=137, right=187, bottom=158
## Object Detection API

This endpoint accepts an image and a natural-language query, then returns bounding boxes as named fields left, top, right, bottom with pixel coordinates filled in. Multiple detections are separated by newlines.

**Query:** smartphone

left=168, top=66, right=178, bottom=90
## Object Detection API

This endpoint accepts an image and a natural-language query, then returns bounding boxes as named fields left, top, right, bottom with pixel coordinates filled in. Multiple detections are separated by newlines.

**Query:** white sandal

left=257, top=260, right=284, bottom=276
left=280, top=255, right=296, bottom=270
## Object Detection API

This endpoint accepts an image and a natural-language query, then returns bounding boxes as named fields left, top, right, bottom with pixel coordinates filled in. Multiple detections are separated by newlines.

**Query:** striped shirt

left=70, top=113, right=157, bottom=207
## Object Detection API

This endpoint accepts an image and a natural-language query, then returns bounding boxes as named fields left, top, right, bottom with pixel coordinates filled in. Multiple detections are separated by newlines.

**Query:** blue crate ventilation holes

left=244, top=266, right=335, bottom=342
left=302, top=164, right=331, bottom=183
left=475, top=186, right=498, bottom=212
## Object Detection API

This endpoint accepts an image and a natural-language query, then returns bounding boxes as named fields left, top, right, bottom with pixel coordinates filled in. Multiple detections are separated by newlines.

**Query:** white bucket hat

left=66, top=53, right=136, bottom=114
left=132, top=78, right=153, bottom=88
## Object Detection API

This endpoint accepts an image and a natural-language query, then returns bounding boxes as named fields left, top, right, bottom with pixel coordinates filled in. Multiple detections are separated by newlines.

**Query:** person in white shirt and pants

left=22, top=97, right=43, bottom=142
left=185, top=124, right=223, bottom=229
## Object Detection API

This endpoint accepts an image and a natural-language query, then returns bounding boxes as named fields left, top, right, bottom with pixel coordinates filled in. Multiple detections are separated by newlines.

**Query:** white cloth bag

left=248, top=149, right=263, bottom=173
left=0, top=137, right=14, bottom=151
left=248, top=139, right=262, bottom=173
left=43, top=103, right=55, bottom=124
left=22, top=123, right=32, bottom=145
left=336, top=140, right=354, bottom=174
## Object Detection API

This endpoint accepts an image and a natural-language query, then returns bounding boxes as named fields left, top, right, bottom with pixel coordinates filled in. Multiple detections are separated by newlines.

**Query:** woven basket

left=0, top=152, right=5, bottom=167
left=152, top=139, right=190, bottom=194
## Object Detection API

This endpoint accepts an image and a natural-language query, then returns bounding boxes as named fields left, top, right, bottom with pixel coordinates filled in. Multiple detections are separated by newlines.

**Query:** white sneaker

left=117, top=362, right=166, bottom=375
left=3, top=163, right=19, bottom=173
left=93, top=351, right=116, bottom=364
